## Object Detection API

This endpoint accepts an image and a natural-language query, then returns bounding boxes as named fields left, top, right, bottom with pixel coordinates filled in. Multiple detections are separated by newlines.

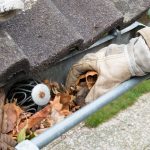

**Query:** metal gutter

left=16, top=21, right=148, bottom=149
left=31, top=75, right=150, bottom=149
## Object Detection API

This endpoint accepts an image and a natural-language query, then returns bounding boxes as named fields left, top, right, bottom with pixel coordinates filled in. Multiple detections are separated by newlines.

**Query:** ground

left=43, top=92, right=150, bottom=150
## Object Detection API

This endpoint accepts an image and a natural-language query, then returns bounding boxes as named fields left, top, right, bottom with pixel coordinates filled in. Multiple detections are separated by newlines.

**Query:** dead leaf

left=18, top=104, right=51, bottom=132
left=43, top=80, right=60, bottom=90
left=0, top=133, right=17, bottom=147
left=85, top=71, right=98, bottom=89
left=60, top=109, right=71, bottom=116
left=4, top=76, right=98, bottom=143
left=0, top=88, right=5, bottom=134
left=76, top=74, right=86, bottom=86
left=43, top=80, right=60, bottom=95
left=0, top=141, right=16, bottom=150
left=76, top=71, right=98, bottom=89
left=71, top=71, right=97, bottom=107
left=40, top=116, right=52, bottom=128
left=51, top=108, right=64, bottom=124
left=50, top=94, right=72, bottom=124
left=51, top=95, right=63, bottom=112
left=2, top=103, right=23, bottom=133
left=59, top=93, right=71, bottom=105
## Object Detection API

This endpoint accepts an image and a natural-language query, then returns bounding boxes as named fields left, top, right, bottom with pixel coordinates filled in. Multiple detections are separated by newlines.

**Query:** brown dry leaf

left=0, top=88, right=5, bottom=109
left=18, top=104, right=51, bottom=132
left=51, top=95, right=63, bottom=112
left=51, top=108, right=64, bottom=124
left=76, top=71, right=98, bottom=89
left=0, top=88, right=5, bottom=134
left=60, top=109, right=71, bottom=116
left=75, top=74, right=86, bottom=86
left=40, top=116, right=53, bottom=128
left=43, top=80, right=60, bottom=95
left=51, top=93, right=72, bottom=117
left=2, top=103, right=23, bottom=134
left=0, top=141, right=16, bottom=150
left=49, top=93, right=72, bottom=124
left=60, top=94, right=73, bottom=116
left=43, top=80, right=60, bottom=90
left=43, top=79, right=50, bottom=86
left=72, top=71, right=97, bottom=107
left=60, top=93, right=71, bottom=105
left=85, top=71, right=98, bottom=89
left=85, top=71, right=98, bottom=77
left=52, top=87, right=60, bottom=95
left=4, top=77, right=96, bottom=142
left=0, top=133, right=17, bottom=147
left=19, top=112, right=32, bottom=121
left=60, top=84, right=68, bottom=93
left=69, top=99, right=80, bottom=112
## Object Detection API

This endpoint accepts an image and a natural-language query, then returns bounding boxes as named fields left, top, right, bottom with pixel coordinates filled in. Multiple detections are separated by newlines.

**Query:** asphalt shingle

left=52, top=0, right=123, bottom=48
left=2, top=0, right=83, bottom=72
left=112, top=0, right=150, bottom=25
left=0, top=0, right=149, bottom=85
left=0, top=30, right=29, bottom=86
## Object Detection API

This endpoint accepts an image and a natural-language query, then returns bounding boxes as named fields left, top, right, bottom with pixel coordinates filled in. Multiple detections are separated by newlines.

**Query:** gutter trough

left=16, top=22, right=149, bottom=149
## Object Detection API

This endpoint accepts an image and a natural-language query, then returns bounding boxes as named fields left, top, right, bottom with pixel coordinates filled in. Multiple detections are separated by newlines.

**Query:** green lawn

left=85, top=80, right=150, bottom=128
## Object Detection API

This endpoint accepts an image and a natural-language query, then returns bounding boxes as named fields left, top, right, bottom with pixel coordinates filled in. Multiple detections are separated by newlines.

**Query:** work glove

left=0, top=89, right=17, bottom=150
left=66, top=27, right=150, bottom=103
left=0, top=0, right=24, bottom=22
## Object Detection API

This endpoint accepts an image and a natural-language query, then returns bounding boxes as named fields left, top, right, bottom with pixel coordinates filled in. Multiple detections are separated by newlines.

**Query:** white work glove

left=66, top=27, right=150, bottom=103
left=0, top=0, right=24, bottom=22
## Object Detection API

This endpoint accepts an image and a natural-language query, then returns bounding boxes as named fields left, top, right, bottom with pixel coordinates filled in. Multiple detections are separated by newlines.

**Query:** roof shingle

left=0, top=30, right=29, bottom=86
left=2, top=0, right=83, bottom=71
left=52, top=0, right=123, bottom=48
left=112, top=0, right=150, bottom=25
left=0, top=0, right=149, bottom=85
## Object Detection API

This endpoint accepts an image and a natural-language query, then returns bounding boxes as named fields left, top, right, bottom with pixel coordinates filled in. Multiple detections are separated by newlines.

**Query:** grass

left=85, top=80, right=150, bottom=128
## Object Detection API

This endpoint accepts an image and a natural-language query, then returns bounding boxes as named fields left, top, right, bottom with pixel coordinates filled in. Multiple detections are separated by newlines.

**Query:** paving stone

left=112, top=0, right=150, bottom=25
left=0, top=30, right=29, bottom=86
left=52, top=0, right=123, bottom=48
left=1, top=0, right=83, bottom=72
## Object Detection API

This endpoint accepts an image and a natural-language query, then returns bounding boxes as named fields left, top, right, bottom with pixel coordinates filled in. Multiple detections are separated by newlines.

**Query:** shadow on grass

left=85, top=80, right=150, bottom=128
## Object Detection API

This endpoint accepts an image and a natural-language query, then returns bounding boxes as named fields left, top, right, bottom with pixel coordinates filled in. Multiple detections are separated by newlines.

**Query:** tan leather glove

left=0, top=0, right=24, bottom=22
left=66, top=27, right=150, bottom=103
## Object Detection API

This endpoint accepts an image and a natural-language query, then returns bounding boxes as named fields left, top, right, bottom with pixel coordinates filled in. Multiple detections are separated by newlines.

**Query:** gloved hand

left=66, top=27, right=150, bottom=103
left=0, top=89, right=17, bottom=150
left=0, top=0, right=24, bottom=22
